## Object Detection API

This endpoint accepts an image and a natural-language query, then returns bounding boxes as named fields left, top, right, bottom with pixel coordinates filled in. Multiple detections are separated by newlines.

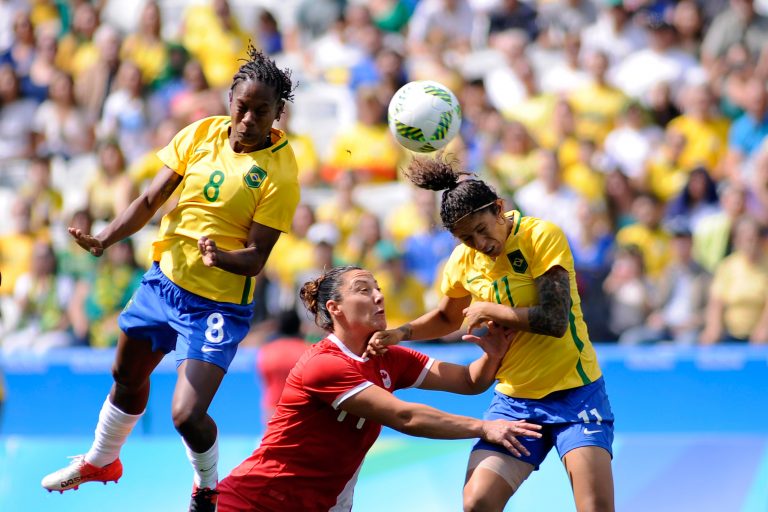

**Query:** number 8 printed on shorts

left=205, top=312, right=225, bottom=343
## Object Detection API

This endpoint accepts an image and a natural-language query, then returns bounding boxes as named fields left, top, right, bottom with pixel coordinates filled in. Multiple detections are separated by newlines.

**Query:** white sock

left=183, top=436, right=219, bottom=489
left=84, top=396, right=143, bottom=467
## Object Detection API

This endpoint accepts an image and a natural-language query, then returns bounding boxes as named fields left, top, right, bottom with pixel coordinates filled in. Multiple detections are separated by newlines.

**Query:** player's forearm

left=400, top=308, right=462, bottom=341
left=212, top=246, right=268, bottom=276
left=390, top=403, right=484, bottom=440
left=463, top=353, right=504, bottom=394
left=96, top=194, right=159, bottom=249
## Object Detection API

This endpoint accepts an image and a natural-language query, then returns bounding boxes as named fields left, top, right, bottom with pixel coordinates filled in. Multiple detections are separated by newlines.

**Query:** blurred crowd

left=1, top=0, right=768, bottom=354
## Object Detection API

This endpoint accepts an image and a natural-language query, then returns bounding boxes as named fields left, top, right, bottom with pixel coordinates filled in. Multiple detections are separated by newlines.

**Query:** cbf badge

left=507, top=249, right=528, bottom=274
left=244, top=165, right=267, bottom=188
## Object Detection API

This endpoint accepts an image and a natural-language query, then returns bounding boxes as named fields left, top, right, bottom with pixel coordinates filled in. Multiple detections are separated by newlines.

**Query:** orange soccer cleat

left=41, top=456, right=123, bottom=493
left=189, top=484, right=219, bottom=512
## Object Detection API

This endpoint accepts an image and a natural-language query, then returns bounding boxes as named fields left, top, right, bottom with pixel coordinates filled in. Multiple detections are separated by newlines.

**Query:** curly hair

left=230, top=43, right=295, bottom=103
left=405, top=155, right=500, bottom=229
left=299, top=266, right=362, bottom=331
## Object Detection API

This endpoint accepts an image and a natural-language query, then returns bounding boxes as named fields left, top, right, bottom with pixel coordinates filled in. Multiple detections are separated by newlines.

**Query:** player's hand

left=68, top=227, right=104, bottom=256
left=463, top=302, right=495, bottom=335
left=480, top=419, right=542, bottom=458
left=462, top=321, right=515, bottom=360
left=365, top=327, right=407, bottom=357
left=198, top=236, right=218, bottom=267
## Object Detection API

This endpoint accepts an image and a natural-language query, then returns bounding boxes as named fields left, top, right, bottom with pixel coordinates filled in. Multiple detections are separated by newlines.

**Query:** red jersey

left=218, top=334, right=433, bottom=512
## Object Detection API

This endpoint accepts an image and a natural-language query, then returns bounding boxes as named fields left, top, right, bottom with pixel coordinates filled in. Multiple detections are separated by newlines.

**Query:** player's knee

left=463, top=490, right=502, bottom=512
left=111, top=363, right=149, bottom=391
left=171, top=402, right=203, bottom=433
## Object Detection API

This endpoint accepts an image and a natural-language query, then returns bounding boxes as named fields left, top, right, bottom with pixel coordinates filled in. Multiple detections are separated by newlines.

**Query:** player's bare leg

left=41, top=333, right=165, bottom=492
left=463, top=450, right=533, bottom=512
left=562, top=446, right=615, bottom=512
left=172, top=359, right=225, bottom=512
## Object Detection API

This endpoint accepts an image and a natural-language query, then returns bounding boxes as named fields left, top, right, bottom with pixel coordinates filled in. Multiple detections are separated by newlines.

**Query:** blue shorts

left=473, top=377, right=614, bottom=469
left=118, top=263, right=254, bottom=372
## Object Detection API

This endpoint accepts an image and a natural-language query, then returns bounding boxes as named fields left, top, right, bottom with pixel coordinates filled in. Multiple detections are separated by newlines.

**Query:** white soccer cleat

left=41, top=455, right=123, bottom=493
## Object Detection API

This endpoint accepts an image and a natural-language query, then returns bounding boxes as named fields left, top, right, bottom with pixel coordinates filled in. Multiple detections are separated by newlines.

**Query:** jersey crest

left=244, top=165, right=268, bottom=188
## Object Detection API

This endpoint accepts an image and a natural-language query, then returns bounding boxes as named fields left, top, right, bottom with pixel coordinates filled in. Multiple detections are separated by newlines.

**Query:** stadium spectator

left=1, top=239, right=75, bottom=354
left=487, top=120, right=539, bottom=195
left=667, top=84, right=730, bottom=175
left=725, top=78, right=768, bottom=182
left=75, top=23, right=122, bottom=124
left=40, top=47, right=300, bottom=512
left=316, top=171, right=367, bottom=246
left=0, top=10, right=35, bottom=77
left=22, top=28, right=58, bottom=103
left=644, top=128, right=689, bottom=202
left=603, top=101, right=662, bottom=183
left=266, top=203, right=317, bottom=309
left=603, top=244, right=652, bottom=341
left=169, top=59, right=227, bottom=126
left=273, top=105, right=320, bottom=187
left=32, top=70, right=93, bottom=160
left=619, top=221, right=709, bottom=345
left=0, top=63, right=36, bottom=162
left=368, top=156, right=615, bottom=512
left=701, top=215, right=768, bottom=343
left=609, top=17, right=699, bottom=101
left=216, top=265, right=541, bottom=511
left=374, top=240, right=427, bottom=328
left=0, top=199, right=36, bottom=296
left=97, top=61, right=152, bottom=164
left=181, top=0, right=250, bottom=89
left=407, top=0, right=474, bottom=56
left=322, top=86, right=402, bottom=182
left=18, top=156, right=62, bottom=233
left=569, top=49, right=628, bottom=145
left=664, top=166, right=721, bottom=233
left=86, top=140, right=137, bottom=222
left=581, top=0, right=647, bottom=64
left=615, top=193, right=672, bottom=281
left=119, top=1, right=167, bottom=86
left=68, top=238, right=143, bottom=348
left=701, top=0, right=768, bottom=71
left=54, top=1, right=99, bottom=77
left=693, top=182, right=748, bottom=272
left=514, top=149, right=584, bottom=242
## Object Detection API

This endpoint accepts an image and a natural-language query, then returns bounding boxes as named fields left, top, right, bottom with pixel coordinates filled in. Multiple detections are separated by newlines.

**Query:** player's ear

left=326, top=299, right=341, bottom=318
left=228, top=89, right=233, bottom=104
left=275, top=100, right=285, bottom=121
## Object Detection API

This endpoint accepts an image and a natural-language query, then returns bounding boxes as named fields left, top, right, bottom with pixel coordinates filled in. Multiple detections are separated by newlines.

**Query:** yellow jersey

left=154, top=116, right=300, bottom=304
left=441, top=211, right=601, bottom=399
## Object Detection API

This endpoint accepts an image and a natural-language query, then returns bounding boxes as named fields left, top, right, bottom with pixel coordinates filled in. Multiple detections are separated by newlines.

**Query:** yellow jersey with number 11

left=154, top=116, right=300, bottom=304
left=441, top=211, right=602, bottom=399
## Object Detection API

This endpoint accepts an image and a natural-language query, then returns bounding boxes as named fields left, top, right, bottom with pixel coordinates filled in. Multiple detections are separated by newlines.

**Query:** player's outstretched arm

left=366, top=295, right=470, bottom=356
left=340, top=386, right=541, bottom=457
left=68, top=166, right=182, bottom=256
left=419, top=321, right=513, bottom=395
left=197, top=221, right=281, bottom=276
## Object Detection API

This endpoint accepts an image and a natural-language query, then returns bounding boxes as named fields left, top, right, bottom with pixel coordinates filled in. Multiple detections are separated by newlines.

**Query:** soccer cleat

left=41, top=455, right=122, bottom=493
left=189, top=484, right=219, bottom=512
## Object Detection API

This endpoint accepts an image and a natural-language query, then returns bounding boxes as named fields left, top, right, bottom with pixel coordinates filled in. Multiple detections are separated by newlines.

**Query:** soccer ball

left=387, top=80, right=462, bottom=153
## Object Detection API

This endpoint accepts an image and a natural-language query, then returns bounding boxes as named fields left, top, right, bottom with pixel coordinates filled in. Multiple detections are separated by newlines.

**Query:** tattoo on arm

left=528, top=267, right=571, bottom=337
left=398, top=323, right=413, bottom=340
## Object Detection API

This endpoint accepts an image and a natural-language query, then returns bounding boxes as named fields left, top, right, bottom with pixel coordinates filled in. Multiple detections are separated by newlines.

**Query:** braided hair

left=405, top=155, right=500, bottom=230
left=299, top=266, right=362, bottom=331
left=230, top=43, right=295, bottom=104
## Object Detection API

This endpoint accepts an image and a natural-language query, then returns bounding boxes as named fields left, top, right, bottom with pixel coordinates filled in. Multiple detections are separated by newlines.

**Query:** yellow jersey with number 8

left=154, top=116, right=300, bottom=304
left=441, top=210, right=601, bottom=399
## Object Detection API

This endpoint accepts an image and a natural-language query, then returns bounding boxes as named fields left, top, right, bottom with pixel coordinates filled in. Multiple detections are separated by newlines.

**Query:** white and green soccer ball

left=387, top=80, right=462, bottom=153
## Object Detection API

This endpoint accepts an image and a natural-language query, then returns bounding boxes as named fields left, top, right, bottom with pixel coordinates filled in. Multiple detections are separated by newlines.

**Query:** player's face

left=452, top=207, right=507, bottom=258
left=229, top=79, right=283, bottom=151
left=337, top=270, right=387, bottom=332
